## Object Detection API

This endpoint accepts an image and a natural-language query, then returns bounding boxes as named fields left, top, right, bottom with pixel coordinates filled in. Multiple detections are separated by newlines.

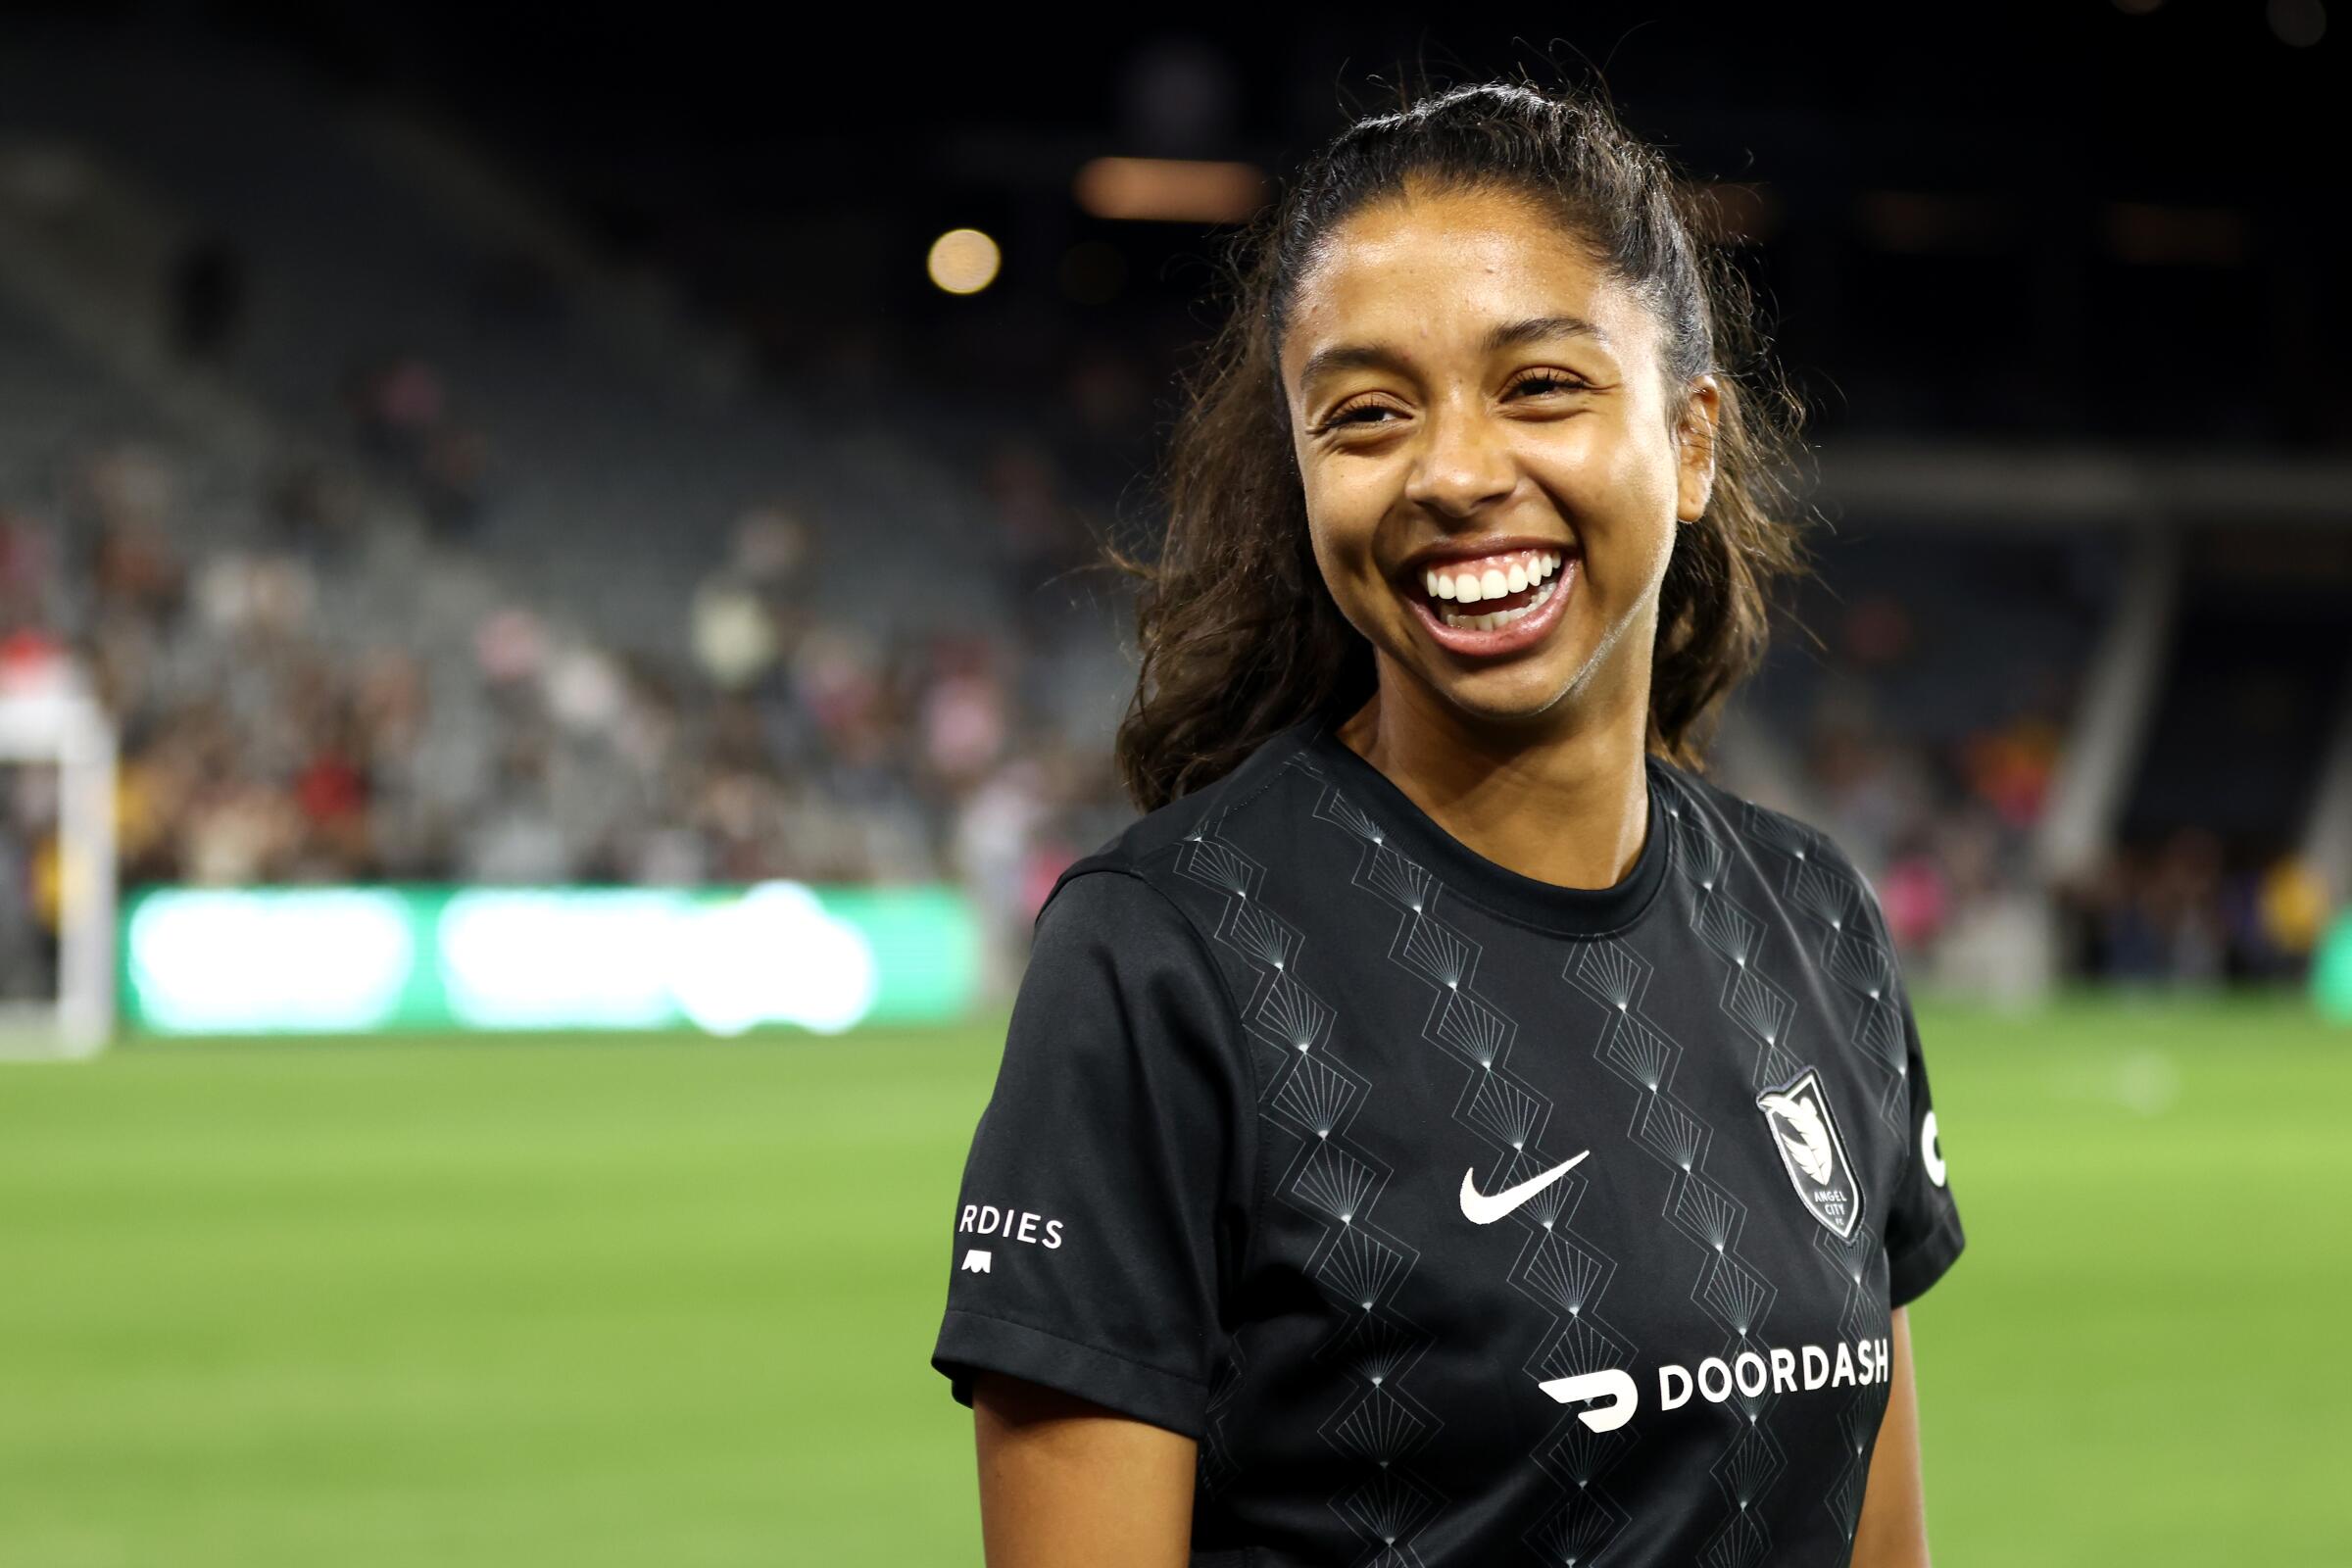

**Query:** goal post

left=0, top=687, right=117, bottom=1060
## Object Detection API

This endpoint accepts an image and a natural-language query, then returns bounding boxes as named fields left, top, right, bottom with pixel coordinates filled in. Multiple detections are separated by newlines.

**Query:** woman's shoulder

left=1652, top=753, right=1890, bottom=925
left=1054, top=717, right=1325, bottom=891
left=1012, top=737, right=1314, bottom=1077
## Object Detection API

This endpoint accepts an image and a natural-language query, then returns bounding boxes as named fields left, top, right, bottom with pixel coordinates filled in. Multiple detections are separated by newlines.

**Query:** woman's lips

left=1402, top=554, right=1576, bottom=658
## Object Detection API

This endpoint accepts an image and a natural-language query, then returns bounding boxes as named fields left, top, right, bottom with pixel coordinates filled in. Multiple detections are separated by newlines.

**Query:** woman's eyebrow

left=1486, top=313, right=1608, bottom=354
left=1298, top=315, right=1609, bottom=392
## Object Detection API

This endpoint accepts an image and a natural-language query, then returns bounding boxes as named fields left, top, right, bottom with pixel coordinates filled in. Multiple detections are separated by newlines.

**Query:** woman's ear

left=1675, top=373, right=1722, bottom=524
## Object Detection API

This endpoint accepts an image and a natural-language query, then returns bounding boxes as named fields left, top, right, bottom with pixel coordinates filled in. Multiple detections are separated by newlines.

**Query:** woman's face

left=1278, top=181, right=1720, bottom=737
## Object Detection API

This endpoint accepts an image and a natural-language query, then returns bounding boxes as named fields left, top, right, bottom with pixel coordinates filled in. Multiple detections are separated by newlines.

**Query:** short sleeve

left=1882, top=965, right=1966, bottom=1308
left=929, top=867, right=1256, bottom=1439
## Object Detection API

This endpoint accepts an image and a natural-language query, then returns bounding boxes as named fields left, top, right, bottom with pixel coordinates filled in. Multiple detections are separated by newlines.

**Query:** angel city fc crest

left=1755, top=1067, right=1864, bottom=1240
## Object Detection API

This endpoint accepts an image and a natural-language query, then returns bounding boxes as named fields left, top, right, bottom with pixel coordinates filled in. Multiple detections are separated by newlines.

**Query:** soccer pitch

left=0, top=994, right=2341, bottom=1566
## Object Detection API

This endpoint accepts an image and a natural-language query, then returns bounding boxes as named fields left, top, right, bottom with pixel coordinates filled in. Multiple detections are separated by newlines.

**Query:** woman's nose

left=1402, top=402, right=1515, bottom=520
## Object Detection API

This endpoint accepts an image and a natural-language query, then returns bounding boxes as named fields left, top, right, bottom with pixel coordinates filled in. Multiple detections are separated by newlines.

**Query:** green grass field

left=1, top=993, right=2344, bottom=1566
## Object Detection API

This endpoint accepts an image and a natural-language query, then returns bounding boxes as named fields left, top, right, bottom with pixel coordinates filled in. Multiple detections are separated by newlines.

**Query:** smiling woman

left=1110, top=79, right=1815, bottom=816
left=934, top=74, right=1966, bottom=1568
left=1280, top=182, right=1716, bottom=735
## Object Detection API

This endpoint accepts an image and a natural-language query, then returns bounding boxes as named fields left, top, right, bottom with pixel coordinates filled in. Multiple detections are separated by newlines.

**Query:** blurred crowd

left=0, top=405, right=1139, bottom=996
left=1781, top=598, right=2329, bottom=990
left=0, top=345, right=2331, bottom=1002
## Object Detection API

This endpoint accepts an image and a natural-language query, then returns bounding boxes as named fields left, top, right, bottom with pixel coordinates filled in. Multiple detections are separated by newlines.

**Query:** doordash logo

left=1541, top=1336, right=1890, bottom=1431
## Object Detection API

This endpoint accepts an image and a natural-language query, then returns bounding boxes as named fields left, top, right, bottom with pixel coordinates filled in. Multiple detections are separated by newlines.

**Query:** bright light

left=927, top=228, right=1002, bottom=294
left=440, top=885, right=881, bottom=1035
left=119, top=885, right=971, bottom=1035
left=441, top=891, right=678, bottom=1028
left=1073, top=157, right=1266, bottom=223
left=667, top=882, right=880, bottom=1036
left=128, top=891, right=413, bottom=1032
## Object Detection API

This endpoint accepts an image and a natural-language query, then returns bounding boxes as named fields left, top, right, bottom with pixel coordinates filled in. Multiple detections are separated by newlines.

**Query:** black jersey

left=931, top=713, right=1966, bottom=1567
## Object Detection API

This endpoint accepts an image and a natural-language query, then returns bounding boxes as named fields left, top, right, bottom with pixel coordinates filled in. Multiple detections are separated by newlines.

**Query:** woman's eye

left=1324, top=376, right=1581, bottom=431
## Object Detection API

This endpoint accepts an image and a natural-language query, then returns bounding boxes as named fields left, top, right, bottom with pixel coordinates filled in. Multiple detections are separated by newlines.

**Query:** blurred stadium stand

left=0, top=13, right=2342, bottom=1020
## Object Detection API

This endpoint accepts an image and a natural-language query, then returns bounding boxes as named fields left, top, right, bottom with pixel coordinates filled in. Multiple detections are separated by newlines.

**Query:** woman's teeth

left=1438, top=578, right=1554, bottom=630
left=1416, top=548, right=1568, bottom=631
left=1422, top=549, right=1563, bottom=604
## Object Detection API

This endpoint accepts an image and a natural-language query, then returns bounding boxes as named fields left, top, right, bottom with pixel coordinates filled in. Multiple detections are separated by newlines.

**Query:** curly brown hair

left=1101, top=74, right=1822, bottom=814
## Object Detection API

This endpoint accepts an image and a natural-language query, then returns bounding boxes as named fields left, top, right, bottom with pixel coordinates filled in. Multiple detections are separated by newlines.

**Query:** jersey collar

left=1296, top=714, right=1673, bottom=938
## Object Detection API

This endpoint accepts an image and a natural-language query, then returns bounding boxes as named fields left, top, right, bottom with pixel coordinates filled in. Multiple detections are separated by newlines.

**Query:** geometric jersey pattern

left=1291, top=744, right=1644, bottom=1568
left=1671, top=786, right=1822, bottom=1564
left=1175, top=784, right=1451, bottom=1566
left=1737, top=802, right=1902, bottom=1549
left=931, top=713, right=1966, bottom=1568
left=1557, top=777, right=1795, bottom=1568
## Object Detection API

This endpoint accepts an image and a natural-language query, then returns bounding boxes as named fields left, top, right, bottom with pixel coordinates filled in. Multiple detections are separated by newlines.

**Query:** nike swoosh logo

left=1460, top=1150, right=1590, bottom=1224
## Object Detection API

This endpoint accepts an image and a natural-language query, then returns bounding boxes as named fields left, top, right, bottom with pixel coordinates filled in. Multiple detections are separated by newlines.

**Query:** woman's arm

left=1851, top=1305, right=1933, bottom=1567
left=972, top=1371, right=1198, bottom=1567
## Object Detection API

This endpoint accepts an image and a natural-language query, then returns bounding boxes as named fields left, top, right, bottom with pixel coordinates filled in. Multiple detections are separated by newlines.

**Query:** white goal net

left=0, top=687, right=116, bottom=1059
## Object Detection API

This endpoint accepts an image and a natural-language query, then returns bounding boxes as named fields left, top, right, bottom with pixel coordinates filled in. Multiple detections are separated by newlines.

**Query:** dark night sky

left=237, top=3, right=2337, bottom=189
left=84, top=0, right=2346, bottom=450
